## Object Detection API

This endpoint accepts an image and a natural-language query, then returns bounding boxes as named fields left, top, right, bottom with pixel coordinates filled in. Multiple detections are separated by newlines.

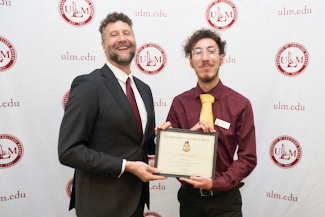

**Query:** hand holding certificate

left=154, top=128, right=218, bottom=178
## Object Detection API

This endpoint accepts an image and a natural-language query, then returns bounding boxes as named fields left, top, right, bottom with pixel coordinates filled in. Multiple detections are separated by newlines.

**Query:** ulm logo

left=0, top=36, right=16, bottom=72
left=135, top=43, right=167, bottom=75
left=143, top=212, right=162, bottom=217
left=58, top=0, right=95, bottom=26
left=275, top=43, right=309, bottom=76
left=62, top=90, right=70, bottom=109
left=0, top=134, right=23, bottom=168
left=66, top=178, right=73, bottom=198
left=206, top=0, right=238, bottom=30
left=269, top=136, right=302, bottom=168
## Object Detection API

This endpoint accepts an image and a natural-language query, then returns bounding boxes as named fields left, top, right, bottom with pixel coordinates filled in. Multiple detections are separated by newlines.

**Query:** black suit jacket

left=58, top=64, right=156, bottom=217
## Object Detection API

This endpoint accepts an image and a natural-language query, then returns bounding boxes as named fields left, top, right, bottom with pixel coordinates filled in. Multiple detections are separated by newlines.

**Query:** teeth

left=117, top=47, right=128, bottom=50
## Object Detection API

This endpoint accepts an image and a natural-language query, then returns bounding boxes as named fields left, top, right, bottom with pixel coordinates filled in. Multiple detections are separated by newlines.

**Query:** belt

left=181, top=182, right=244, bottom=197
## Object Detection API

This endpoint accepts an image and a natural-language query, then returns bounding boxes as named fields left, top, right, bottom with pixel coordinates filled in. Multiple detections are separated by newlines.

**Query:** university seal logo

left=135, top=43, right=167, bottom=75
left=0, top=36, right=17, bottom=72
left=62, top=90, right=70, bottom=109
left=206, top=0, right=238, bottom=30
left=275, top=43, right=309, bottom=76
left=143, top=212, right=162, bottom=217
left=0, top=134, right=24, bottom=168
left=148, top=155, right=155, bottom=166
left=66, top=178, right=73, bottom=198
left=58, top=0, right=95, bottom=26
left=269, top=136, right=302, bottom=168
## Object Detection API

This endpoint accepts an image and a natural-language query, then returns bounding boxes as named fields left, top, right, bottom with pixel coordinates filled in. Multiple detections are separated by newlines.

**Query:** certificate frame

left=154, top=128, right=218, bottom=179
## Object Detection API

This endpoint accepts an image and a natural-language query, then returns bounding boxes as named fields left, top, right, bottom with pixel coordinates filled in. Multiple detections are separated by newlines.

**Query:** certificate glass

left=155, top=128, right=218, bottom=178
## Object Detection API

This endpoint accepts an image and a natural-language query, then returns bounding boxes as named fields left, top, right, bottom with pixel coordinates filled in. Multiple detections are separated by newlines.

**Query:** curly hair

left=99, top=12, right=133, bottom=42
left=183, top=29, right=226, bottom=58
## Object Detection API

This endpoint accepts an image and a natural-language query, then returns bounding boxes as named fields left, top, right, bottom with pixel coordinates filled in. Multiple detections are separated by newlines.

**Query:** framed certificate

left=155, top=128, right=218, bottom=179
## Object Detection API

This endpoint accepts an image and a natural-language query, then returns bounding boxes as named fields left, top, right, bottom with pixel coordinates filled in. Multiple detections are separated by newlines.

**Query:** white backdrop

left=1, top=0, right=325, bottom=216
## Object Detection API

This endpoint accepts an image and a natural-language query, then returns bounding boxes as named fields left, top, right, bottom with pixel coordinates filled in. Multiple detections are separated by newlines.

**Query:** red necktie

left=126, top=78, right=143, bottom=140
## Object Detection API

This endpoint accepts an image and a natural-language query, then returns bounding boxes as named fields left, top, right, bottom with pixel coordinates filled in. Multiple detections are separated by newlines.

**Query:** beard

left=196, top=63, right=220, bottom=83
left=198, top=70, right=219, bottom=83
left=105, top=42, right=136, bottom=66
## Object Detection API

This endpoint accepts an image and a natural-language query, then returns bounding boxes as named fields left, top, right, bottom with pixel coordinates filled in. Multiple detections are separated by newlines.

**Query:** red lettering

left=81, top=7, right=89, bottom=14
left=0, top=51, right=10, bottom=59
left=8, top=147, right=17, bottom=155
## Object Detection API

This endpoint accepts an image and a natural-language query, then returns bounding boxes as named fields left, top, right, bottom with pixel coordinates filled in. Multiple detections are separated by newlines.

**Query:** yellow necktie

left=199, top=94, right=215, bottom=127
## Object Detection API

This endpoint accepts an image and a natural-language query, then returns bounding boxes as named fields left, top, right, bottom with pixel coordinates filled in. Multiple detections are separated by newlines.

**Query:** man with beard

left=58, top=12, right=166, bottom=217
left=158, top=29, right=257, bottom=216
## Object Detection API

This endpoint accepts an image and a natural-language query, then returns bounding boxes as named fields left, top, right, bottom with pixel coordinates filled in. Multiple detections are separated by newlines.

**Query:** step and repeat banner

left=1, top=0, right=325, bottom=216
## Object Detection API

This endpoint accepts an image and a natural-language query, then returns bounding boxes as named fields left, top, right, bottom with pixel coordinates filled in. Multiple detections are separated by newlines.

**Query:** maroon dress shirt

left=166, top=80, right=257, bottom=191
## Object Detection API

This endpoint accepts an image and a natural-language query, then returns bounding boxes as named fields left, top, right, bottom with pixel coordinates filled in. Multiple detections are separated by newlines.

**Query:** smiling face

left=190, top=38, right=224, bottom=86
left=101, top=20, right=136, bottom=69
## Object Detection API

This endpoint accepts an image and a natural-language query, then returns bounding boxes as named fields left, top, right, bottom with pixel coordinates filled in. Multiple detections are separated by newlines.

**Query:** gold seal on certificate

left=155, top=128, right=218, bottom=178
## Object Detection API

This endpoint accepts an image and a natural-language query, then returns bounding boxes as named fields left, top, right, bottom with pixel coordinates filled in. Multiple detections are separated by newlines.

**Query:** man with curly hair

left=159, top=29, right=257, bottom=216
left=58, top=12, right=166, bottom=217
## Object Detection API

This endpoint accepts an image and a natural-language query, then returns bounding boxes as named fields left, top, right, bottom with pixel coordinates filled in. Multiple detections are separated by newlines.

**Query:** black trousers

left=178, top=186, right=242, bottom=217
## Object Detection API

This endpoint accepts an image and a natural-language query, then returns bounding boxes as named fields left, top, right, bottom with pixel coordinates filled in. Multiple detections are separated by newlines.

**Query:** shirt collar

left=105, top=60, right=133, bottom=84
left=194, top=80, right=224, bottom=100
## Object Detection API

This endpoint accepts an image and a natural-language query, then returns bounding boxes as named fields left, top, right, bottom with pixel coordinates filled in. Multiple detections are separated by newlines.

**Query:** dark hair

left=183, top=29, right=226, bottom=58
left=99, top=12, right=133, bottom=42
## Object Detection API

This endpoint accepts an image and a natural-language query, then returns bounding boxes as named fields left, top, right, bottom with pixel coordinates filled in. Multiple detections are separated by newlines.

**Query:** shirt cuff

left=118, top=159, right=126, bottom=178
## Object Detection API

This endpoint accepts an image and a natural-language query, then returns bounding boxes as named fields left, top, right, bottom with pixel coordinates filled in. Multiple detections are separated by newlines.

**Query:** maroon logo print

left=151, top=183, right=166, bottom=190
left=0, top=36, right=17, bottom=72
left=223, top=55, right=236, bottom=64
left=143, top=212, right=162, bottom=217
left=62, top=90, right=70, bottom=109
left=148, top=155, right=155, bottom=166
left=0, top=0, right=11, bottom=6
left=206, top=0, right=238, bottom=30
left=58, top=0, right=95, bottom=26
left=135, top=43, right=167, bottom=75
left=154, top=99, right=166, bottom=107
left=269, top=136, right=302, bottom=168
left=275, top=43, right=309, bottom=76
left=183, top=141, right=190, bottom=152
left=0, top=134, right=23, bottom=168
left=66, top=178, right=73, bottom=198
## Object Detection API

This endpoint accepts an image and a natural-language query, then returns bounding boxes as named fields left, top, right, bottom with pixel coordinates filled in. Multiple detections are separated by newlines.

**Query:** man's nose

left=201, top=51, right=210, bottom=60
left=117, top=33, right=126, bottom=42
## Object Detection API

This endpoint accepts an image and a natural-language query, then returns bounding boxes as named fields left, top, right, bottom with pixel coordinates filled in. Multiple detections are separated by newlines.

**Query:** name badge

left=215, top=118, right=230, bottom=130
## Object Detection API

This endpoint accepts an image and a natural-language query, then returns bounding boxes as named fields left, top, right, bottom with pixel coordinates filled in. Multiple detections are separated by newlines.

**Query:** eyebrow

left=109, top=29, right=132, bottom=34
left=193, top=46, right=217, bottom=50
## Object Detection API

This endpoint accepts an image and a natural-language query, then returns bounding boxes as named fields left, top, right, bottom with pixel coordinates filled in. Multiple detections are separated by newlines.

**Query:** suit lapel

left=101, top=65, right=140, bottom=141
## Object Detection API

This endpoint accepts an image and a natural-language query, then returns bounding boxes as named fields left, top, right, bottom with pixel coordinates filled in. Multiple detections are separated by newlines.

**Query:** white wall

left=1, top=0, right=324, bottom=216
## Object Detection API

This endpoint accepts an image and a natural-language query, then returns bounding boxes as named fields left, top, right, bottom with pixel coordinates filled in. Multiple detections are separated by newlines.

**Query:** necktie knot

left=200, top=94, right=215, bottom=104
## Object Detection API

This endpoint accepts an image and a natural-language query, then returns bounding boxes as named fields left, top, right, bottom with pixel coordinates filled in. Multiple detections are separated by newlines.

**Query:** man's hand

left=125, top=161, right=167, bottom=182
left=179, top=176, right=213, bottom=190
left=190, top=122, right=216, bottom=133
left=155, top=121, right=172, bottom=135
